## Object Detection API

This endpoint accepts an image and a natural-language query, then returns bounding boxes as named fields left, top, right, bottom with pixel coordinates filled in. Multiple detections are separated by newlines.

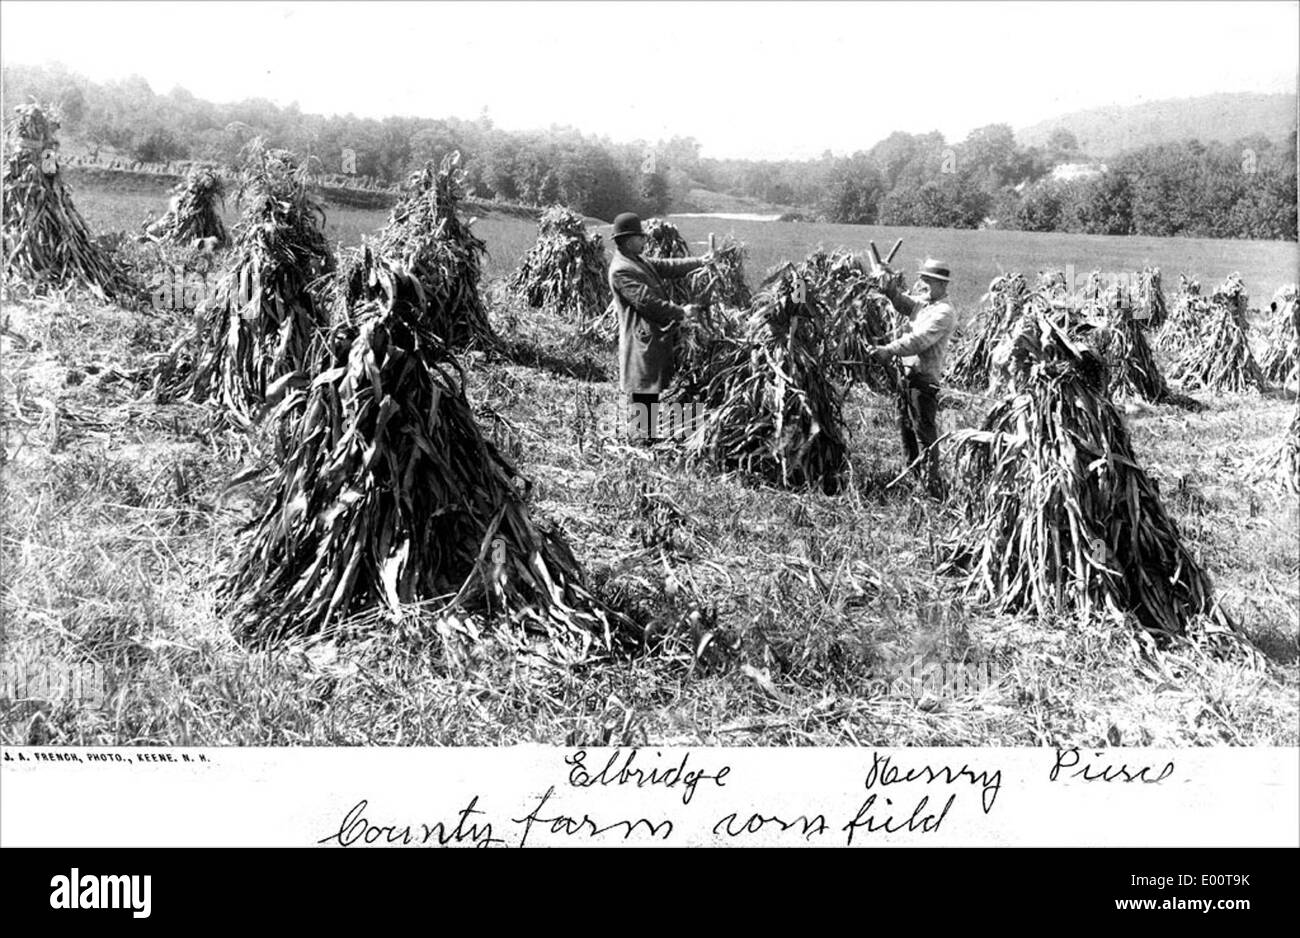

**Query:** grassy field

left=63, top=168, right=1299, bottom=306
left=66, top=168, right=537, bottom=280
left=1, top=173, right=1296, bottom=747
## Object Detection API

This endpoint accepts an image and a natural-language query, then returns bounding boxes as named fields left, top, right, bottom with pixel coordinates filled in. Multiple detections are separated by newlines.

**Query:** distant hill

left=1017, top=92, right=1297, bottom=157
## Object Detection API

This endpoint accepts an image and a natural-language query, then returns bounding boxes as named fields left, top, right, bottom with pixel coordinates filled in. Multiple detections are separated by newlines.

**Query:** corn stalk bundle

left=642, top=216, right=690, bottom=257
left=150, top=166, right=229, bottom=246
left=1260, top=284, right=1298, bottom=388
left=635, top=219, right=750, bottom=311
left=795, top=247, right=840, bottom=285
left=1036, top=269, right=1070, bottom=299
left=1079, top=269, right=1105, bottom=304
left=1212, top=272, right=1251, bottom=329
left=666, top=301, right=747, bottom=408
left=376, top=152, right=495, bottom=349
left=783, top=249, right=919, bottom=447
left=989, top=290, right=1050, bottom=395
left=222, top=289, right=633, bottom=653
left=940, top=314, right=1231, bottom=638
left=508, top=205, right=611, bottom=332
left=1135, top=267, right=1167, bottom=329
left=338, top=236, right=482, bottom=359
left=641, top=217, right=693, bottom=304
left=791, top=248, right=897, bottom=389
left=1074, top=279, right=1173, bottom=404
left=2, top=103, right=135, bottom=301
left=1158, top=278, right=1213, bottom=360
left=1101, top=304, right=1173, bottom=403
left=649, top=242, right=751, bottom=410
left=675, top=269, right=848, bottom=493
left=994, top=289, right=1116, bottom=388
left=686, top=235, right=752, bottom=310
left=1167, top=276, right=1265, bottom=393
left=1029, top=269, right=1086, bottom=331
left=946, top=273, right=1030, bottom=391
left=334, top=239, right=413, bottom=301
left=185, top=142, right=335, bottom=422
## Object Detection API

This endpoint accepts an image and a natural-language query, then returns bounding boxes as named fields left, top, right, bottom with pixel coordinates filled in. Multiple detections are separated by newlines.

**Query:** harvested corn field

left=3, top=161, right=1296, bottom=752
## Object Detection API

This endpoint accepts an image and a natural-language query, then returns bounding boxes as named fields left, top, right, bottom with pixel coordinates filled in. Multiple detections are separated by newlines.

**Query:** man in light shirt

left=867, top=258, right=958, bottom=497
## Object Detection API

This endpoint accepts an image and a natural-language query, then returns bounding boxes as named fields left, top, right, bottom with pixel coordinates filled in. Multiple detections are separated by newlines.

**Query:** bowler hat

left=917, top=258, right=951, bottom=282
left=612, top=212, right=645, bottom=240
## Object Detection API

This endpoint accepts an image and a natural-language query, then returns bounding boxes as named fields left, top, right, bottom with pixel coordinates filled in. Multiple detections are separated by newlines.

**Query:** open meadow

left=63, top=168, right=1300, bottom=305
left=1, top=171, right=1297, bottom=747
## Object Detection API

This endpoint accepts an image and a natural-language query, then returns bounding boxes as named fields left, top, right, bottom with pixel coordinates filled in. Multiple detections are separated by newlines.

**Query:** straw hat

left=918, top=259, right=951, bottom=282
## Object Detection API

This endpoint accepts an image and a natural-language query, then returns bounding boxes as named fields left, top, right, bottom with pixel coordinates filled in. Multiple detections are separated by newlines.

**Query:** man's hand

left=877, top=268, right=904, bottom=292
left=682, top=302, right=704, bottom=320
left=867, top=345, right=893, bottom=363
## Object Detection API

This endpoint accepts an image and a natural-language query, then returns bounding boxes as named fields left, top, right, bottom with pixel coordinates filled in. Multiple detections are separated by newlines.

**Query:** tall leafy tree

left=819, top=153, right=884, bottom=224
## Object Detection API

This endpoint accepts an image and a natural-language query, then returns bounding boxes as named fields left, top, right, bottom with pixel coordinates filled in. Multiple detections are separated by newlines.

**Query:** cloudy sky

left=2, top=1, right=1296, bottom=159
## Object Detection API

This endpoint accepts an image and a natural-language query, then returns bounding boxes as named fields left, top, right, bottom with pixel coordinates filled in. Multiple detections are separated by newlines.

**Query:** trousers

left=897, top=370, right=942, bottom=495
left=627, top=392, right=660, bottom=442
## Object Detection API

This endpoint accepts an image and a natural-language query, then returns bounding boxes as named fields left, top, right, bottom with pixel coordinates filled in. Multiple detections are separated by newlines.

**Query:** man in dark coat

left=607, top=212, right=710, bottom=440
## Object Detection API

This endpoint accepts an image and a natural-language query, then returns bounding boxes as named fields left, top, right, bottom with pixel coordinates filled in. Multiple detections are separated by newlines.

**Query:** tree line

left=1, top=63, right=691, bottom=221
left=700, top=127, right=1297, bottom=240
left=3, top=62, right=1295, bottom=240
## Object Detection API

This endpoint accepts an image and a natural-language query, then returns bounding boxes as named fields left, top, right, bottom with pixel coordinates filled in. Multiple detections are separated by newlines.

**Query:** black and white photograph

left=0, top=0, right=1297, bottom=891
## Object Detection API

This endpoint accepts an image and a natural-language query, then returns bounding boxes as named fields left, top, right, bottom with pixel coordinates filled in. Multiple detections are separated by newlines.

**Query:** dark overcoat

left=608, top=248, right=705, bottom=394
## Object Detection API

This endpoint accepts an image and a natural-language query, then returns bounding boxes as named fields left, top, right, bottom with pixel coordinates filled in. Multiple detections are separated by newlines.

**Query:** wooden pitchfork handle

left=867, top=238, right=903, bottom=274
